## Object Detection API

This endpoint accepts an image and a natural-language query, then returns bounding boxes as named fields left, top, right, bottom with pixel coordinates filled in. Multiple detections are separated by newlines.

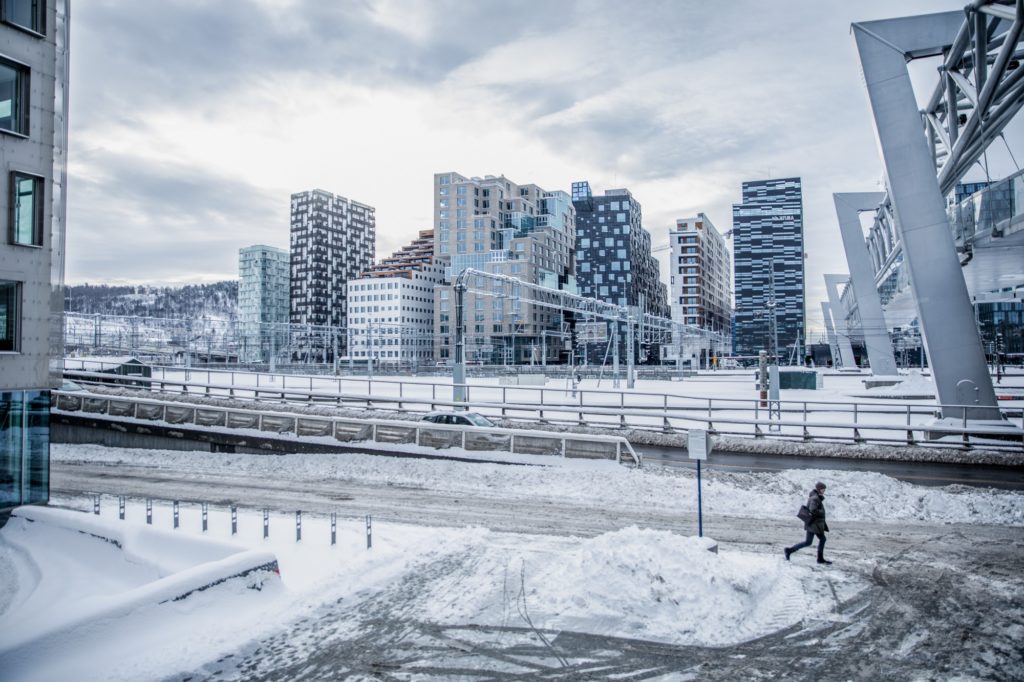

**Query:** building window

left=2, top=0, right=45, bottom=36
left=0, top=57, right=29, bottom=135
left=0, top=280, right=19, bottom=351
left=9, top=172, right=42, bottom=246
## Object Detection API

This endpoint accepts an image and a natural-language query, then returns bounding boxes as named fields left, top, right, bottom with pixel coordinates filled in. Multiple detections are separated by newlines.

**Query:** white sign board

left=688, top=428, right=712, bottom=460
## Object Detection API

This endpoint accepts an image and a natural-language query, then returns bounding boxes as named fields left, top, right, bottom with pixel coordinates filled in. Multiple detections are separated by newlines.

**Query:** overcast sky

left=67, top=0, right=1012, bottom=335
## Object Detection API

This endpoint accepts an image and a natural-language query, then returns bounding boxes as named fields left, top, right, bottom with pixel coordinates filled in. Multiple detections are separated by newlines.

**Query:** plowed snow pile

left=417, top=527, right=833, bottom=647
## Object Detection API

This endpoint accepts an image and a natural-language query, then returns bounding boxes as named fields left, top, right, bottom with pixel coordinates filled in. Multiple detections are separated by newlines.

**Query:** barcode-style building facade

left=731, top=178, right=804, bottom=358
left=289, top=189, right=375, bottom=337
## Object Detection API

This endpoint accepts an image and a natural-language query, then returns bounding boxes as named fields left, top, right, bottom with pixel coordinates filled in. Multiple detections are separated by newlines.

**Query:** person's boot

left=817, top=557, right=832, bottom=565
left=784, top=548, right=792, bottom=561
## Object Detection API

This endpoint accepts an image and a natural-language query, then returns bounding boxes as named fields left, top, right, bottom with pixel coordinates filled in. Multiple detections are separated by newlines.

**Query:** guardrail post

left=431, top=384, right=436, bottom=410
left=502, top=388, right=507, bottom=417
left=93, top=494, right=100, bottom=515
left=561, top=438, right=566, bottom=458
left=202, top=502, right=208, bottom=532
left=510, top=433, right=516, bottom=454
left=461, top=430, right=466, bottom=450
left=231, top=505, right=238, bottom=535
left=331, top=512, right=337, bottom=546
left=296, top=510, right=302, bottom=542
left=802, top=402, right=810, bottom=441
left=263, top=509, right=269, bottom=539
left=853, top=403, right=863, bottom=443
left=366, top=514, right=372, bottom=549
left=173, top=500, right=180, bottom=529
left=119, top=495, right=125, bottom=520
left=754, top=400, right=763, bottom=438
left=615, top=441, right=621, bottom=463
left=146, top=498, right=152, bottom=525
left=578, top=391, right=586, bottom=426
left=906, top=405, right=915, bottom=444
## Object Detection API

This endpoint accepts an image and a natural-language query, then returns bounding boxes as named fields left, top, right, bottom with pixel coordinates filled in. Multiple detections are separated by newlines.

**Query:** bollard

left=202, top=502, right=208, bottom=533
left=366, top=514, right=372, bottom=550
left=231, top=506, right=238, bottom=535
left=331, top=512, right=337, bottom=546
left=93, top=494, right=100, bottom=515
left=263, top=508, right=269, bottom=539
left=146, top=499, right=153, bottom=525
left=119, top=496, right=125, bottom=521
left=173, top=500, right=180, bottom=529
left=296, top=510, right=302, bottom=542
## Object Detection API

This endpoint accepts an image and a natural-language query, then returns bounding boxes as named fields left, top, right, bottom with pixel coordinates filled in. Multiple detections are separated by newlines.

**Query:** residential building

left=289, top=189, right=375, bottom=343
left=571, top=181, right=670, bottom=363
left=238, top=244, right=289, bottom=363
left=1, top=0, right=70, bottom=510
left=431, top=172, right=576, bottom=365
left=731, top=177, right=805, bottom=358
left=666, top=214, right=732, bottom=361
left=347, top=230, right=443, bottom=368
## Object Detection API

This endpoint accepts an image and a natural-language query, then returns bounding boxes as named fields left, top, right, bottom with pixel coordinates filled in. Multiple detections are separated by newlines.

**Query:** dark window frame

left=0, top=54, right=30, bottom=136
left=1, top=0, right=46, bottom=37
left=8, top=170, right=43, bottom=247
left=0, top=279, right=20, bottom=352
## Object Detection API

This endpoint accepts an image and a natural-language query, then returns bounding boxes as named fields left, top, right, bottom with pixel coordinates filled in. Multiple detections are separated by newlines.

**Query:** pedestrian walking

left=785, top=481, right=832, bottom=565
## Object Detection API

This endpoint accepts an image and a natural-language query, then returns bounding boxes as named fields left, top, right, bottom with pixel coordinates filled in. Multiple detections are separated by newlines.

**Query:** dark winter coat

left=804, top=489, right=829, bottom=534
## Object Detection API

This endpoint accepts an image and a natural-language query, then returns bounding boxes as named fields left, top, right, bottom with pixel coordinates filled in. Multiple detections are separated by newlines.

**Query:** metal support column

left=821, top=302, right=840, bottom=368
left=824, top=274, right=857, bottom=369
left=834, top=192, right=899, bottom=377
left=853, top=12, right=1001, bottom=419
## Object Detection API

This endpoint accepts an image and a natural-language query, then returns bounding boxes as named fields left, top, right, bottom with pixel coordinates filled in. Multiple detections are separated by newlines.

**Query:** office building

left=432, top=172, right=576, bottom=364
left=1, top=0, right=70, bottom=510
left=669, top=213, right=732, bottom=336
left=289, top=189, right=375, bottom=339
left=238, top=244, right=289, bottom=363
left=732, top=177, right=805, bottom=358
left=347, top=230, right=443, bottom=367
left=571, top=181, right=670, bottom=362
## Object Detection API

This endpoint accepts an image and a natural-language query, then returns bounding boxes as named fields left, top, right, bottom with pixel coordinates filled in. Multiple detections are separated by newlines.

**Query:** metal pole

left=331, top=512, right=337, bottom=546
left=296, top=510, right=302, bottom=542
left=118, top=495, right=125, bottom=520
left=173, top=500, right=179, bottom=529
left=697, top=459, right=703, bottom=538
left=202, top=502, right=208, bottom=532
left=263, top=508, right=269, bottom=539
left=366, top=514, right=373, bottom=549
left=146, top=498, right=152, bottom=525
left=231, top=505, right=238, bottom=535
left=93, top=494, right=100, bottom=515
left=453, top=278, right=467, bottom=406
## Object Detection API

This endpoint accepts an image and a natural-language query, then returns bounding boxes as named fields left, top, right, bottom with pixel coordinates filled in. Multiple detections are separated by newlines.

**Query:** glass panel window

left=2, top=0, right=45, bottom=34
left=10, top=172, right=42, bottom=246
left=0, top=58, right=29, bottom=135
left=0, top=280, right=18, bottom=351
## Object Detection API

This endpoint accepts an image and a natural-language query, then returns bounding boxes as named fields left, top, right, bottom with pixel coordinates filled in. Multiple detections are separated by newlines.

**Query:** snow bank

left=0, top=506, right=278, bottom=657
left=51, top=444, right=1024, bottom=527
left=416, top=527, right=828, bottom=647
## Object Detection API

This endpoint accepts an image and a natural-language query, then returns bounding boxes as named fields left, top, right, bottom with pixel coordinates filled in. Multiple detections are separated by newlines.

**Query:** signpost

left=688, top=428, right=712, bottom=537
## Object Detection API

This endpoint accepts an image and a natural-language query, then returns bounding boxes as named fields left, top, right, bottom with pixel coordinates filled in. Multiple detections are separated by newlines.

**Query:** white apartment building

left=347, top=230, right=442, bottom=368
left=665, top=213, right=733, bottom=363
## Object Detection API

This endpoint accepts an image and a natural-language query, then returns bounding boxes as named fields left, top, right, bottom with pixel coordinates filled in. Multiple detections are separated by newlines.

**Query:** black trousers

left=788, top=531, right=826, bottom=560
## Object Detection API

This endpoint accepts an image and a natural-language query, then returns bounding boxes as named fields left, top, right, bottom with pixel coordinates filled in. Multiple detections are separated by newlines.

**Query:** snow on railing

left=52, top=389, right=642, bottom=466
left=61, top=368, right=1024, bottom=451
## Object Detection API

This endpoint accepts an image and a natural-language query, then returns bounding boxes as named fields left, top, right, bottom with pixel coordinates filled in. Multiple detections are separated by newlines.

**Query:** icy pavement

left=8, top=444, right=1022, bottom=679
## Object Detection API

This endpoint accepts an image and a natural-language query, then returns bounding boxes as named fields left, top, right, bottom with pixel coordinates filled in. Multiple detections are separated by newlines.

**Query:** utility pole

left=625, top=307, right=636, bottom=389
left=453, top=275, right=467, bottom=405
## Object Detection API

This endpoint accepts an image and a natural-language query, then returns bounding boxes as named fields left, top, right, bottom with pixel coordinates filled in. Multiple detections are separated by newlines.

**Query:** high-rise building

left=1, top=0, right=70, bottom=510
left=571, top=181, right=670, bottom=362
left=289, top=189, right=375, bottom=336
left=731, top=177, right=805, bottom=358
left=347, top=230, right=443, bottom=368
left=669, top=214, right=732, bottom=332
left=431, top=172, right=575, bottom=364
left=238, top=244, right=289, bottom=363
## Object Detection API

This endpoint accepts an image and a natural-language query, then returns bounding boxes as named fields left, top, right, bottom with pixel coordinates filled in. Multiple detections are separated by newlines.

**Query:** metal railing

left=53, top=390, right=641, bottom=466
left=61, top=366, right=1024, bottom=451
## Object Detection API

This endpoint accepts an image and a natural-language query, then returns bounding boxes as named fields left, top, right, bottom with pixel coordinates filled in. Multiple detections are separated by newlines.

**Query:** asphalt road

left=48, top=460, right=1024, bottom=680
left=637, top=444, right=1024, bottom=490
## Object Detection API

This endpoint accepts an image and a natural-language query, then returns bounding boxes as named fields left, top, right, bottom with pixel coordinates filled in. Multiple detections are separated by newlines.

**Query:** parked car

left=420, top=411, right=496, bottom=428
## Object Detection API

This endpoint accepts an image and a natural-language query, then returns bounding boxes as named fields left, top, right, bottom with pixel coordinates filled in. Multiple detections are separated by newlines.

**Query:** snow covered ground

left=4, top=443, right=1022, bottom=680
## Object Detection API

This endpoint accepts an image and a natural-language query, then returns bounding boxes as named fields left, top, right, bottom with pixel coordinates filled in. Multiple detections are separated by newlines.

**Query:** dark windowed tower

left=572, top=181, right=670, bottom=363
left=731, top=177, right=805, bottom=358
left=289, top=189, right=375, bottom=338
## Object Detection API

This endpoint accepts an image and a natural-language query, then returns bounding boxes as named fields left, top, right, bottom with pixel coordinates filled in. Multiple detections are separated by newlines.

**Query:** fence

left=60, top=364, right=1024, bottom=451
left=53, top=389, right=641, bottom=465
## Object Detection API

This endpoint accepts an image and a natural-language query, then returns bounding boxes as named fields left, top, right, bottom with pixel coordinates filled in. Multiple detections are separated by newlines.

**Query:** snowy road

left=47, top=447, right=1024, bottom=679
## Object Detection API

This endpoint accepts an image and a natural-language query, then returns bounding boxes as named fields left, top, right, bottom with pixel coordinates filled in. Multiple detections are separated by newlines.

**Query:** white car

left=420, top=411, right=496, bottom=428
